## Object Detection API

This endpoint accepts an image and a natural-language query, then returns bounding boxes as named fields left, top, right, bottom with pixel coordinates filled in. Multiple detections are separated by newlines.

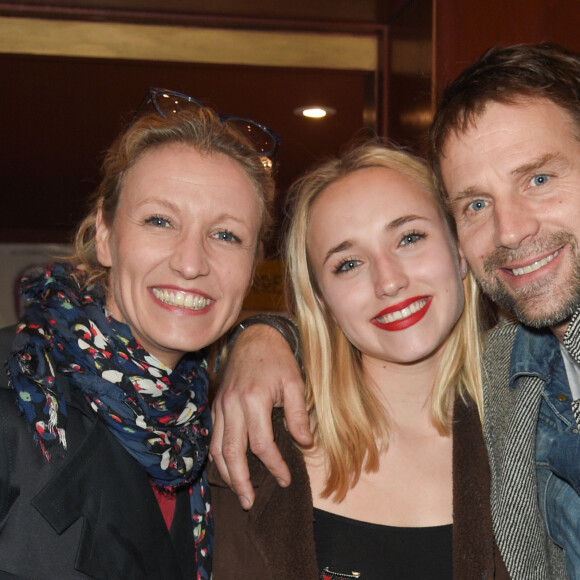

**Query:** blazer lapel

left=489, top=373, right=550, bottom=577
left=32, top=417, right=188, bottom=579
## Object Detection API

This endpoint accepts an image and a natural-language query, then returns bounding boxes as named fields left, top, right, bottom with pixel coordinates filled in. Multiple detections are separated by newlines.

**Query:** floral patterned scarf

left=6, top=262, right=212, bottom=577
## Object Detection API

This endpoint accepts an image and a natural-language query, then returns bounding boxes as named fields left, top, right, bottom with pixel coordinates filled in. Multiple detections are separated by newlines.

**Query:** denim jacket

left=511, top=323, right=580, bottom=579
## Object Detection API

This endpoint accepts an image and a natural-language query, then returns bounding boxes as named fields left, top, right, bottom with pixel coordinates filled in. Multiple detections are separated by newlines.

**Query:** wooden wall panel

left=386, top=0, right=432, bottom=153
left=435, top=0, right=580, bottom=96
left=1, top=54, right=370, bottom=246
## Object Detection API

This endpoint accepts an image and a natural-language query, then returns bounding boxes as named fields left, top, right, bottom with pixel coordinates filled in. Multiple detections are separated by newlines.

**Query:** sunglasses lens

left=151, top=91, right=197, bottom=118
left=225, top=118, right=278, bottom=156
left=145, top=89, right=279, bottom=158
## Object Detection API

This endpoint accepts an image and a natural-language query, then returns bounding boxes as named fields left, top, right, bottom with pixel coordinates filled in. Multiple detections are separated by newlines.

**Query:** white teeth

left=152, top=288, right=211, bottom=310
left=511, top=249, right=560, bottom=276
left=376, top=298, right=428, bottom=324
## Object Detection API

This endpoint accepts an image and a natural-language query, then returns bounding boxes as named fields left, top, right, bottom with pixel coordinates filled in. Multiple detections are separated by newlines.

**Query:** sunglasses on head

left=139, top=87, right=281, bottom=163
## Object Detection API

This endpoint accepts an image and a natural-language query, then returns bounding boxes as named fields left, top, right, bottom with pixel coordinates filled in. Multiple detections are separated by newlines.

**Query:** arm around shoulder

left=210, top=314, right=310, bottom=509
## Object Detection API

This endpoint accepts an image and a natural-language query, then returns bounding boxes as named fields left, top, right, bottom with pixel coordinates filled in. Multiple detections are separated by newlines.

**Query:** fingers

left=210, top=389, right=254, bottom=508
left=242, top=391, right=292, bottom=489
left=211, top=385, right=292, bottom=509
left=209, top=398, right=233, bottom=487
left=281, top=373, right=313, bottom=447
left=209, top=321, right=307, bottom=509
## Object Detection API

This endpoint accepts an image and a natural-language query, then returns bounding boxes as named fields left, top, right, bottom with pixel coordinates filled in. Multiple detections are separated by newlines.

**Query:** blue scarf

left=6, top=262, right=213, bottom=576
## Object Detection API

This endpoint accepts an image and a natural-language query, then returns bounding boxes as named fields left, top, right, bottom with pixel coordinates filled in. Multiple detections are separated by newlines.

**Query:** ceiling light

left=294, top=106, right=336, bottom=119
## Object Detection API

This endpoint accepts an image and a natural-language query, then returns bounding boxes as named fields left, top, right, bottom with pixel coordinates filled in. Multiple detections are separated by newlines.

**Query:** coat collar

left=563, top=306, right=580, bottom=364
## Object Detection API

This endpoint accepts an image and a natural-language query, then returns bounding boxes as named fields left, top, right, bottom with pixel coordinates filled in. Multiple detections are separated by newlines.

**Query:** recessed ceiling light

left=294, top=105, right=336, bottom=119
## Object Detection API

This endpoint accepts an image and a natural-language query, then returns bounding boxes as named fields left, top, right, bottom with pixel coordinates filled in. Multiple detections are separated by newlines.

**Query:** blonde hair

left=285, top=141, right=483, bottom=501
left=71, top=106, right=275, bottom=287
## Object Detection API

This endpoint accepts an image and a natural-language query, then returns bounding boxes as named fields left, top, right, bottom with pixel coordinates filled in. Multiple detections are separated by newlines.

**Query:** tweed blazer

left=483, top=315, right=570, bottom=579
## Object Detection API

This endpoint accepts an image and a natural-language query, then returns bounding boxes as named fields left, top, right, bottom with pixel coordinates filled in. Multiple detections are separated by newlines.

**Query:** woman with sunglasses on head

left=0, top=89, right=281, bottom=579
left=210, top=142, right=508, bottom=579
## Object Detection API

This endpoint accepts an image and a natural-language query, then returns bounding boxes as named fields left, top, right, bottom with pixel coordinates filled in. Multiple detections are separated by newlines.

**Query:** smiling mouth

left=375, top=297, right=430, bottom=324
left=152, top=288, right=211, bottom=310
left=509, top=249, right=561, bottom=276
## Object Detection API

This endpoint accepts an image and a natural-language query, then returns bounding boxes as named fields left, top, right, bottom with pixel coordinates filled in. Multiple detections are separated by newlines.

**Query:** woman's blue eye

left=531, top=174, right=549, bottom=187
left=336, top=259, right=360, bottom=273
left=468, top=199, right=487, bottom=213
left=214, top=230, right=240, bottom=243
left=145, top=215, right=170, bottom=227
left=400, top=233, right=424, bottom=246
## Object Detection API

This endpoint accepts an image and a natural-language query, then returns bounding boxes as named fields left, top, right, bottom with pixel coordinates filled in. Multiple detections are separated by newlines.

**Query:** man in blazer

left=211, top=43, right=580, bottom=580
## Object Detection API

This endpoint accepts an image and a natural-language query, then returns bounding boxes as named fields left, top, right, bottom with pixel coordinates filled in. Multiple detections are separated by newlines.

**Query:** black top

left=314, top=508, right=452, bottom=580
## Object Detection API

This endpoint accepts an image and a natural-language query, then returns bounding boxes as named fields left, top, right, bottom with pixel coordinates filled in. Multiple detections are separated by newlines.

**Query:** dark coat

left=0, top=325, right=196, bottom=579
left=209, top=397, right=509, bottom=579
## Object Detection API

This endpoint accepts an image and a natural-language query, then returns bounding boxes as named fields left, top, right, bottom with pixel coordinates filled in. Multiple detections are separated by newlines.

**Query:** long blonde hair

left=285, top=142, right=483, bottom=501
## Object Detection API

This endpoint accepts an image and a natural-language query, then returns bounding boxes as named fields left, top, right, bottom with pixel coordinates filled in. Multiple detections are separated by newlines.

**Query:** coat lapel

left=32, top=417, right=189, bottom=579
left=453, top=396, right=509, bottom=578
left=494, top=375, right=558, bottom=577
left=484, top=336, right=553, bottom=577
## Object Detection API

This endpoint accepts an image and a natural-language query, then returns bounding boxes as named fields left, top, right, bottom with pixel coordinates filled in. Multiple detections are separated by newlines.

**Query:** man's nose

left=493, top=195, right=541, bottom=249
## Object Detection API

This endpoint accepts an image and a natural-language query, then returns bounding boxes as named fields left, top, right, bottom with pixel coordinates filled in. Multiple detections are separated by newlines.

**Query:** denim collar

left=509, top=323, right=562, bottom=390
left=510, top=304, right=580, bottom=391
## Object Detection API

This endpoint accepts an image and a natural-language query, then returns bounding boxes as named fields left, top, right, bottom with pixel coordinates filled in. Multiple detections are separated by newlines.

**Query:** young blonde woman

left=210, top=143, right=508, bottom=579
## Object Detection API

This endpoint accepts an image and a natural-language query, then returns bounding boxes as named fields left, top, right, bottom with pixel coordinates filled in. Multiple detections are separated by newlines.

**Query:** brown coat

left=209, top=397, right=509, bottom=579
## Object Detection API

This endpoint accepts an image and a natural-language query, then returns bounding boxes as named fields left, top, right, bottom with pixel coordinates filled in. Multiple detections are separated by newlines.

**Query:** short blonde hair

left=285, top=141, right=483, bottom=501
left=72, top=106, right=275, bottom=287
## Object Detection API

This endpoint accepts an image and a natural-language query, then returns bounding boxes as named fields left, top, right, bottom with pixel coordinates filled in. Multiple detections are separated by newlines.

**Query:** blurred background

left=1, top=0, right=579, bottom=319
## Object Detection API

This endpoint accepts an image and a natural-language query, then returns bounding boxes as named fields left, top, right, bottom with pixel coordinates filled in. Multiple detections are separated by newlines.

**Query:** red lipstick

left=371, top=296, right=432, bottom=332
